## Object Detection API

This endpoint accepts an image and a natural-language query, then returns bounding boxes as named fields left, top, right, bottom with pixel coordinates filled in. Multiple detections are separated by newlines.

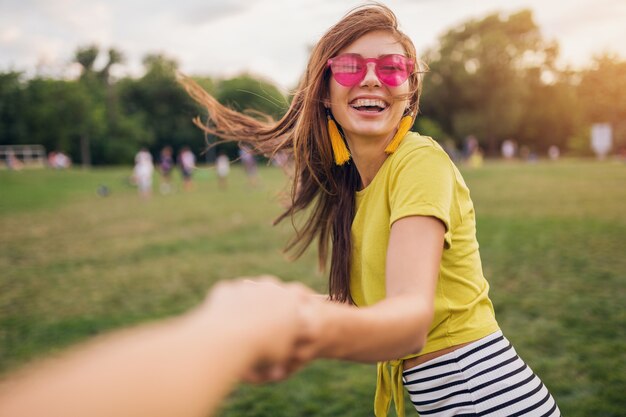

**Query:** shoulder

left=389, top=132, right=453, bottom=171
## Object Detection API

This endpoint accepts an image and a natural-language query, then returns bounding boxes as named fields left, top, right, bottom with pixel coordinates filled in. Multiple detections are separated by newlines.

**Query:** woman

left=183, top=4, right=560, bottom=417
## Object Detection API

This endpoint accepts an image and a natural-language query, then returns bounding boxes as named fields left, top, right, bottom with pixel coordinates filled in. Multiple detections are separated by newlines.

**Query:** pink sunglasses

left=327, top=53, right=415, bottom=87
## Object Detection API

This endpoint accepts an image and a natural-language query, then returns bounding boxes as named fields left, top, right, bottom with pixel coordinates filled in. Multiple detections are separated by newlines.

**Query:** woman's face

left=327, top=30, right=411, bottom=145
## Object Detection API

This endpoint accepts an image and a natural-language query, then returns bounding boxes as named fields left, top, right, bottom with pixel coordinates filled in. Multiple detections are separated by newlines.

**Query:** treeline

left=1, top=9, right=625, bottom=165
left=0, top=51, right=287, bottom=166
left=418, top=9, right=626, bottom=157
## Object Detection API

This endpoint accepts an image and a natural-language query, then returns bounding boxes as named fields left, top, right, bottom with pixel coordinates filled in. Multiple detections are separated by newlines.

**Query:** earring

left=327, top=110, right=350, bottom=165
left=384, top=112, right=414, bottom=155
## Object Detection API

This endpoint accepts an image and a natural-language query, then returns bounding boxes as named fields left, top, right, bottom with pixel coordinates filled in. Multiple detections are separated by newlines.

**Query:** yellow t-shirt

left=349, top=132, right=500, bottom=416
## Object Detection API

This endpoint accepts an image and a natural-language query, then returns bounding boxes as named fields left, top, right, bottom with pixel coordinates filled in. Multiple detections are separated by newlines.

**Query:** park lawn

left=0, top=160, right=625, bottom=417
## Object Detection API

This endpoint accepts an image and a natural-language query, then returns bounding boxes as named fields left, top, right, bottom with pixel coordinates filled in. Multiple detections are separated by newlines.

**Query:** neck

left=346, top=132, right=394, bottom=189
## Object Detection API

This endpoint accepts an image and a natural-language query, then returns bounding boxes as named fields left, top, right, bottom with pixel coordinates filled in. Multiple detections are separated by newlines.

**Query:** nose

left=360, top=62, right=380, bottom=87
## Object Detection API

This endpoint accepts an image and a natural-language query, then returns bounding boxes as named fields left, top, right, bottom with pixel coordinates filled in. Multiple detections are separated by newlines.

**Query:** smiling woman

left=181, top=4, right=561, bottom=417
left=325, top=30, right=418, bottom=179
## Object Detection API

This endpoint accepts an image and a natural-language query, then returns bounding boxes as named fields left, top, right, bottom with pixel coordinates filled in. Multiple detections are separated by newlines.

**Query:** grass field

left=1, top=160, right=625, bottom=416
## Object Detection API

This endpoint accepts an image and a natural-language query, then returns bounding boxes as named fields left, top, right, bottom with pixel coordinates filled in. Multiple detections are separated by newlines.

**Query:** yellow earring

left=384, top=113, right=414, bottom=155
left=327, top=111, right=350, bottom=165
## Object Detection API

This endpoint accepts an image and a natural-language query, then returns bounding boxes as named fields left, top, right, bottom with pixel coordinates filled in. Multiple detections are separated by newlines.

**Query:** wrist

left=312, top=302, right=344, bottom=359
left=183, top=307, right=259, bottom=375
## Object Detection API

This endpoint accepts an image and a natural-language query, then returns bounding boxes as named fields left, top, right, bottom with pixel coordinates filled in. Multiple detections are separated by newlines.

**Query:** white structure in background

left=0, top=145, right=46, bottom=169
left=591, top=123, right=612, bottom=160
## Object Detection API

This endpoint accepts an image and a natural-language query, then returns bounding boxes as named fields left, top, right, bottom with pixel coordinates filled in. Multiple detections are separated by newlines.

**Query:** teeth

left=350, top=98, right=387, bottom=109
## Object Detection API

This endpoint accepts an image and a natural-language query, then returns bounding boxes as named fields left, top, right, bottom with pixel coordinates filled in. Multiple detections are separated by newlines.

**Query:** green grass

left=1, top=160, right=625, bottom=416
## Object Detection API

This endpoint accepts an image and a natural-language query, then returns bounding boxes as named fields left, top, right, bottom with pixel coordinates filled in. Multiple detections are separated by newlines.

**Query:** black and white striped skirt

left=402, top=331, right=560, bottom=416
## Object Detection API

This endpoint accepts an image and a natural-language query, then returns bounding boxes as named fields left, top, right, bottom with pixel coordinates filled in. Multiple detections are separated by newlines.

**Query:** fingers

left=242, top=362, right=288, bottom=385
left=203, top=276, right=326, bottom=384
left=241, top=274, right=281, bottom=285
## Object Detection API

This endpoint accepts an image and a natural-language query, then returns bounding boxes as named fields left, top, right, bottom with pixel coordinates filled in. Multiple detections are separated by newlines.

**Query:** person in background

left=133, top=148, right=154, bottom=199
left=239, top=145, right=259, bottom=187
left=158, top=146, right=175, bottom=194
left=216, top=152, right=230, bottom=189
left=48, top=151, right=72, bottom=169
left=501, top=138, right=517, bottom=161
left=0, top=277, right=314, bottom=417
left=54, top=151, right=72, bottom=169
left=5, top=150, right=23, bottom=171
left=182, top=4, right=560, bottom=416
left=178, top=146, right=196, bottom=192
left=548, top=145, right=560, bottom=161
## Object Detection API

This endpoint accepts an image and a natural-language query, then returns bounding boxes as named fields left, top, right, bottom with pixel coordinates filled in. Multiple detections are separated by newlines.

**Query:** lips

left=349, top=98, right=388, bottom=112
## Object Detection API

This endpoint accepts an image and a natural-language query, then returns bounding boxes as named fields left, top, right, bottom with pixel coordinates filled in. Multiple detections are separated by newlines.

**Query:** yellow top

left=350, top=132, right=500, bottom=417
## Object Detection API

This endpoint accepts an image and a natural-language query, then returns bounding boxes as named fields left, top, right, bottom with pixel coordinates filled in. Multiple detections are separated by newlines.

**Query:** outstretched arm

left=0, top=278, right=311, bottom=417
left=304, top=216, right=444, bottom=363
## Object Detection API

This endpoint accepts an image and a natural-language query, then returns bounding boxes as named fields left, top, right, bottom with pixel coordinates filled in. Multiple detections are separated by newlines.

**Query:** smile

left=349, top=98, right=388, bottom=113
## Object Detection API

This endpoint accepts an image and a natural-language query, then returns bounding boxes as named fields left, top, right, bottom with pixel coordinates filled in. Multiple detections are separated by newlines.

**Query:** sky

left=1, top=0, right=625, bottom=90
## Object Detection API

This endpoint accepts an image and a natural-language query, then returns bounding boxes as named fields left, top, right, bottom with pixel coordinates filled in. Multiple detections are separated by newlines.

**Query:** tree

left=119, top=54, right=205, bottom=162
left=99, top=48, right=125, bottom=86
left=20, top=78, right=105, bottom=162
left=99, top=48, right=125, bottom=131
left=578, top=55, right=626, bottom=154
left=421, top=9, right=562, bottom=155
left=216, top=74, right=287, bottom=121
left=74, top=45, right=99, bottom=77
left=516, top=67, right=580, bottom=154
left=142, top=54, right=178, bottom=79
left=214, top=74, right=288, bottom=159
left=73, top=45, right=105, bottom=166
left=0, top=72, right=26, bottom=146
left=0, top=49, right=293, bottom=166
left=72, top=45, right=141, bottom=165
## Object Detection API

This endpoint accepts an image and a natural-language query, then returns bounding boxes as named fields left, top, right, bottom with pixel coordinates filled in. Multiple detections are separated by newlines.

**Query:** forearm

left=317, top=294, right=433, bottom=362
left=0, top=310, right=254, bottom=417
left=311, top=216, right=443, bottom=363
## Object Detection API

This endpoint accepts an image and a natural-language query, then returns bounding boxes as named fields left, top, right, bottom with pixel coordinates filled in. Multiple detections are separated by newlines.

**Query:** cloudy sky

left=1, top=0, right=625, bottom=90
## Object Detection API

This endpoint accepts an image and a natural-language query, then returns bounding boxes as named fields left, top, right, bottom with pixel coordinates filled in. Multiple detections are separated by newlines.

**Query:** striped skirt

left=402, top=331, right=560, bottom=416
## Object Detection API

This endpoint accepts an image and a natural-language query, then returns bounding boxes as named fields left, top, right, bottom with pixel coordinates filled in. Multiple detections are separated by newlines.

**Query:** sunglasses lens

left=329, top=54, right=364, bottom=87
left=328, top=54, right=414, bottom=87
left=376, top=55, right=412, bottom=86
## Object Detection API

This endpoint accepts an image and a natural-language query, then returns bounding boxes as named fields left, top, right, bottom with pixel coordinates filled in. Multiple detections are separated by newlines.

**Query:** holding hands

left=0, top=275, right=329, bottom=417
left=200, top=275, right=328, bottom=384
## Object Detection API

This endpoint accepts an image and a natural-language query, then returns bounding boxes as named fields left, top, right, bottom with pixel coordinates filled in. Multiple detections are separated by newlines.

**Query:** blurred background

left=1, top=1, right=625, bottom=417
left=1, top=0, right=625, bottom=163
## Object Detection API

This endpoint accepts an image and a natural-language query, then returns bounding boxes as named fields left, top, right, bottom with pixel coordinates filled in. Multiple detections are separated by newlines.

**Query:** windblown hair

left=182, top=3, right=424, bottom=303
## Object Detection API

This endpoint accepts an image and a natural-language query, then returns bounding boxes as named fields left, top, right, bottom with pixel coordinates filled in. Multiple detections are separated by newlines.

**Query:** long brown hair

left=182, top=4, right=424, bottom=303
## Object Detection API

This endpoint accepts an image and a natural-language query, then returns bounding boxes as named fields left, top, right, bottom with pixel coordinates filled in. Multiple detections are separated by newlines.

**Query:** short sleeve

left=388, top=144, right=454, bottom=248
